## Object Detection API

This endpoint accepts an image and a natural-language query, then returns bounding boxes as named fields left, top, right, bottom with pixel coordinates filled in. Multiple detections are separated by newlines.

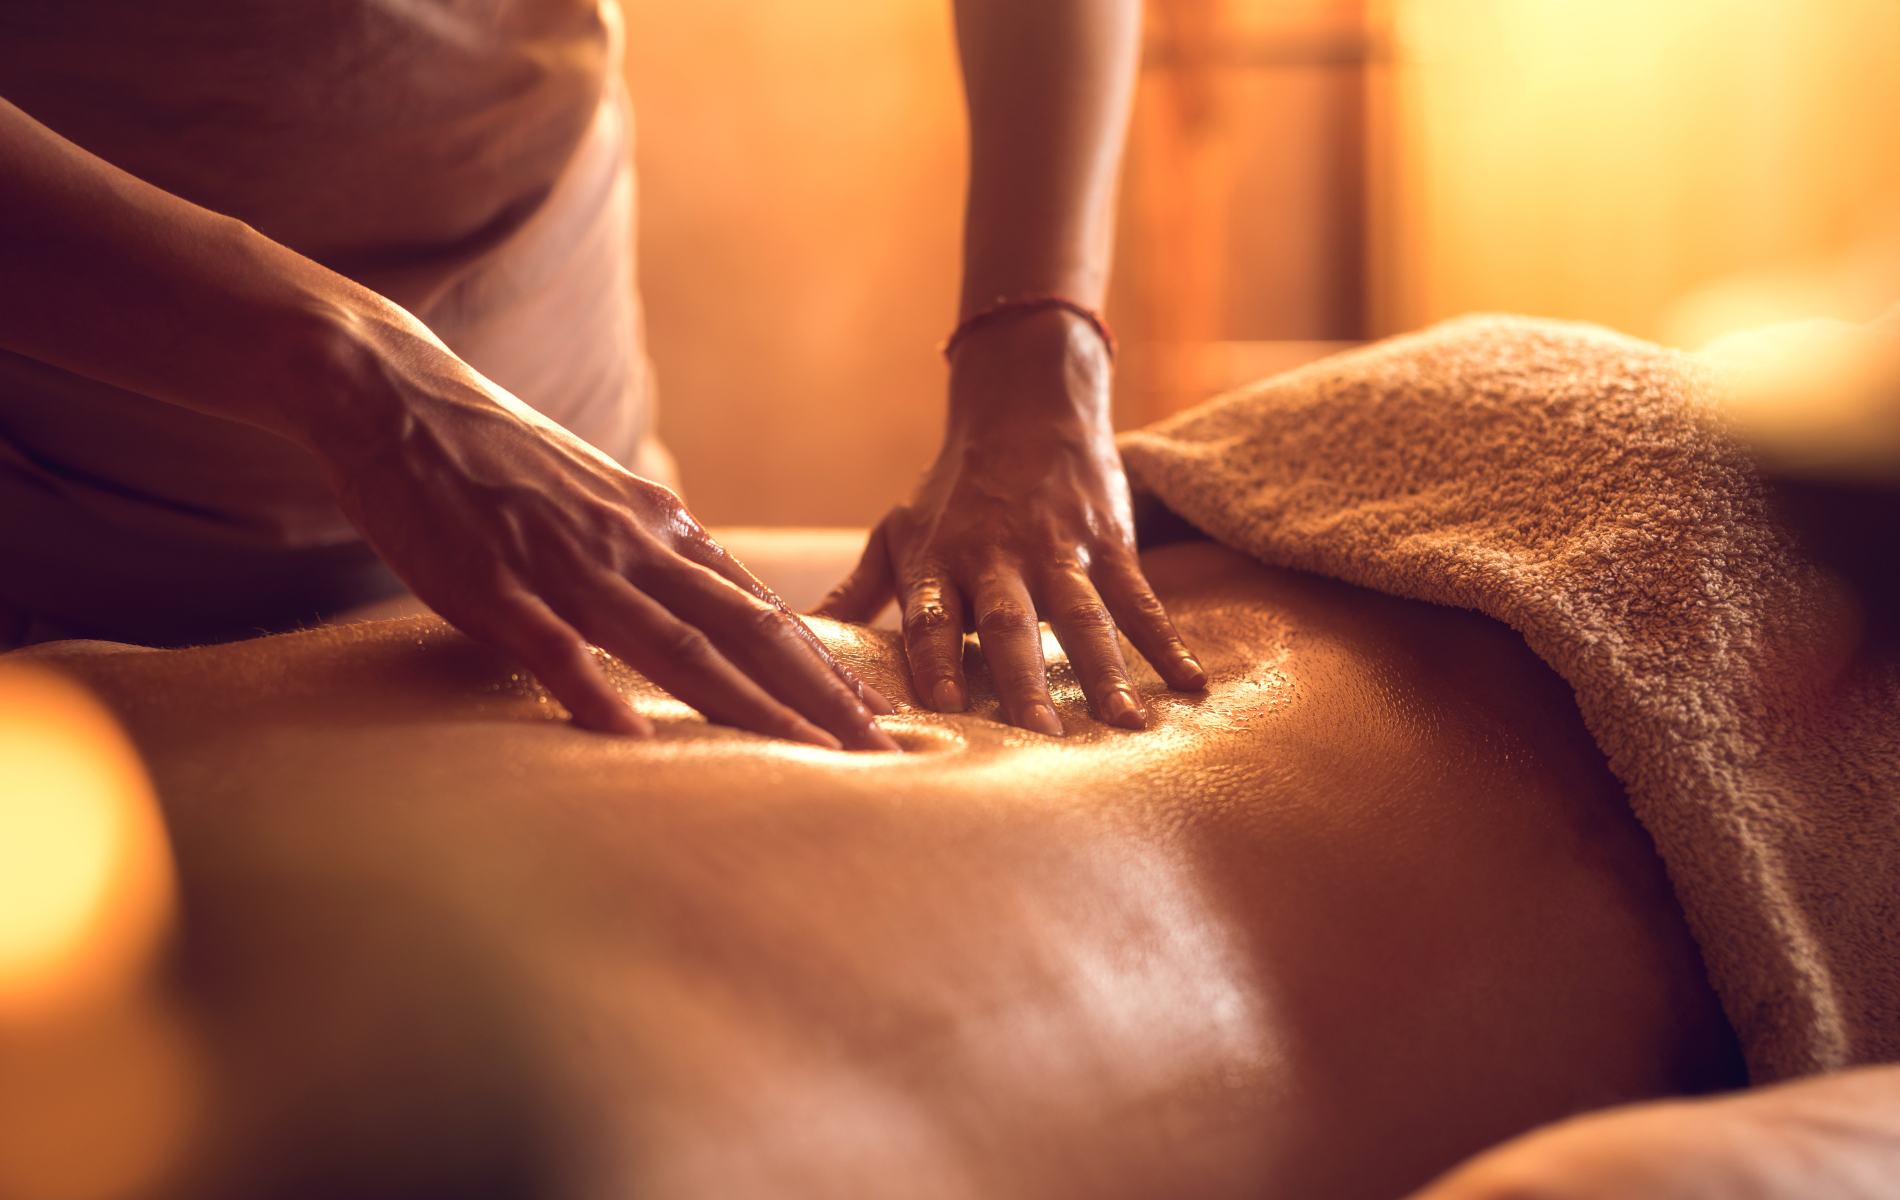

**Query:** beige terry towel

left=1120, top=315, right=1900, bottom=1083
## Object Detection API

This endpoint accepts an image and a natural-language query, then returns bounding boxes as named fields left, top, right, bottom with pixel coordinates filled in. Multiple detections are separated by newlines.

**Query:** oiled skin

left=35, top=542, right=1743, bottom=1200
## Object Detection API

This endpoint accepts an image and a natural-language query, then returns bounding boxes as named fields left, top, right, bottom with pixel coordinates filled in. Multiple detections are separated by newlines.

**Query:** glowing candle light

left=0, top=665, right=200, bottom=1200
left=0, top=667, right=172, bottom=1013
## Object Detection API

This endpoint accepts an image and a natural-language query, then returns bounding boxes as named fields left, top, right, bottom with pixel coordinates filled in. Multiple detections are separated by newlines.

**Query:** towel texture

left=1119, top=315, right=1900, bottom=1083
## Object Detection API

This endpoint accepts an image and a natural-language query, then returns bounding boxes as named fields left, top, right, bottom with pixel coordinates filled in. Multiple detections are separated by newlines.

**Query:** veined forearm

left=0, top=91, right=896, bottom=752
left=951, top=0, right=1141, bottom=315
left=0, top=95, right=419, bottom=449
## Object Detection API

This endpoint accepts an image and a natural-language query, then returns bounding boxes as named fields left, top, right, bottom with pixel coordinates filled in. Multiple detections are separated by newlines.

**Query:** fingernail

left=931, top=679, right=967, bottom=713
left=1178, top=654, right=1209, bottom=690
left=1021, top=703, right=1064, bottom=737
left=790, top=720, right=844, bottom=751
left=861, top=681, right=895, bottom=716
left=1102, top=689, right=1146, bottom=730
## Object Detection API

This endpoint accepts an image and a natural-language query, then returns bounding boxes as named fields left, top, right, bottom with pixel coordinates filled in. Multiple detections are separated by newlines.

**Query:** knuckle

left=655, top=620, right=717, bottom=665
left=975, top=600, right=1037, bottom=639
left=1057, top=600, right=1115, bottom=634
left=620, top=472, right=685, bottom=516
left=748, top=602, right=801, bottom=642
left=904, top=599, right=957, bottom=637
left=1124, top=588, right=1170, bottom=622
left=638, top=477, right=684, bottom=507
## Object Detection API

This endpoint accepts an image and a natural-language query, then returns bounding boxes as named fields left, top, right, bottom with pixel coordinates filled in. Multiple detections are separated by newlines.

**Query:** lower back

left=30, top=542, right=1743, bottom=1198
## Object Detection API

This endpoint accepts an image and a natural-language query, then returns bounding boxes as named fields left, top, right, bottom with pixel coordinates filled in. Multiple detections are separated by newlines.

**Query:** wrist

left=160, top=214, right=428, bottom=458
left=944, top=306, right=1114, bottom=436
left=263, top=286, right=460, bottom=467
left=945, top=294, right=1115, bottom=361
left=262, top=304, right=401, bottom=457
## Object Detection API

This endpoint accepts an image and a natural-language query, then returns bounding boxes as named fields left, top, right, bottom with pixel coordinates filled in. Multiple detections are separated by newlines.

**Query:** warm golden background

left=622, top=0, right=1900, bottom=527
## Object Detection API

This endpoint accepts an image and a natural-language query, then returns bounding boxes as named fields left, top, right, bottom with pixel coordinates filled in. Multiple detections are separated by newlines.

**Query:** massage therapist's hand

left=817, top=309, right=1205, bottom=733
left=0, top=95, right=892, bottom=749
left=297, top=308, right=899, bottom=749
left=1404, top=1065, right=1900, bottom=1200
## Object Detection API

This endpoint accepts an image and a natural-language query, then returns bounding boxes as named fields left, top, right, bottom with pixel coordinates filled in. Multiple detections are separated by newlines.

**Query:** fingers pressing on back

left=634, top=561, right=901, bottom=751
left=675, top=531, right=894, bottom=717
left=1094, top=554, right=1208, bottom=692
left=457, top=590, right=654, bottom=737
left=900, top=572, right=971, bottom=715
left=551, top=571, right=854, bottom=751
left=1042, top=570, right=1146, bottom=730
left=969, top=574, right=1063, bottom=737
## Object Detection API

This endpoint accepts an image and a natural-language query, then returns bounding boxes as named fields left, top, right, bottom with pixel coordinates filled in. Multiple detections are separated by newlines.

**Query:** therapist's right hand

left=296, top=308, right=898, bottom=751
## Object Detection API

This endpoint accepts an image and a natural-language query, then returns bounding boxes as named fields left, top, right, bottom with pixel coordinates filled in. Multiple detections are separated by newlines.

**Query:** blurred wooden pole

left=1110, top=0, right=1375, bottom=426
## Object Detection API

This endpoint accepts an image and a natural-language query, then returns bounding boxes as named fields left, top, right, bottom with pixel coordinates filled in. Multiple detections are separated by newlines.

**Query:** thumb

left=812, top=520, right=895, bottom=623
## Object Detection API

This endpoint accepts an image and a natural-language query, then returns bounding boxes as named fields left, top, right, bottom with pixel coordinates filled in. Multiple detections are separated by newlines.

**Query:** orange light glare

left=1707, top=317, right=1900, bottom=480
left=0, top=664, right=200, bottom=1200
left=0, top=666, right=173, bottom=1014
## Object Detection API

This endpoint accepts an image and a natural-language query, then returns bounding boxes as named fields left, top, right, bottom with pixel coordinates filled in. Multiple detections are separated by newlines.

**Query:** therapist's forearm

left=951, top=0, right=1141, bottom=316
left=0, top=97, right=899, bottom=751
left=0, top=94, right=421, bottom=452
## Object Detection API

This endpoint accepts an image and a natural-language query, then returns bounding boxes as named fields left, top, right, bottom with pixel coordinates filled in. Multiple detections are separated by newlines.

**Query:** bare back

left=33, top=542, right=1742, bottom=1200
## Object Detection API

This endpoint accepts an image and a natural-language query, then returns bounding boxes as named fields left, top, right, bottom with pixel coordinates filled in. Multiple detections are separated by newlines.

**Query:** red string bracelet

left=940, top=294, right=1117, bottom=361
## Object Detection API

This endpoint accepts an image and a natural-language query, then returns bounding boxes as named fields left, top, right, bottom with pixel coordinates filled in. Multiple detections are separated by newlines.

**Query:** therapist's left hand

left=816, top=307, right=1206, bottom=734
